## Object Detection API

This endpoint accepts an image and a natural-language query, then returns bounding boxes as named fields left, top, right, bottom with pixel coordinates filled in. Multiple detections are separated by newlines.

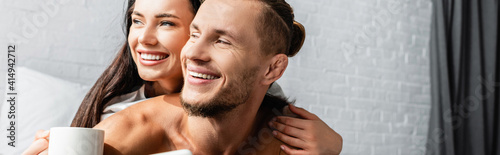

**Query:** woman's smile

left=137, top=50, right=170, bottom=66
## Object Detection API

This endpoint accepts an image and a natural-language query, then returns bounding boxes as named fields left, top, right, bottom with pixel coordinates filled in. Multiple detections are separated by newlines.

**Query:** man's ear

left=262, top=54, right=288, bottom=85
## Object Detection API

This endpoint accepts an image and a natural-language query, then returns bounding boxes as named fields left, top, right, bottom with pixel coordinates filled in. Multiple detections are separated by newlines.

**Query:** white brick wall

left=278, top=0, right=433, bottom=154
left=0, top=0, right=125, bottom=87
left=1, top=0, right=433, bottom=154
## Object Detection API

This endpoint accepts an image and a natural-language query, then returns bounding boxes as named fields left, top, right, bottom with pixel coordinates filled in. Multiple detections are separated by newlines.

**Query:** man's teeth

left=140, top=53, right=168, bottom=60
left=189, top=71, right=219, bottom=80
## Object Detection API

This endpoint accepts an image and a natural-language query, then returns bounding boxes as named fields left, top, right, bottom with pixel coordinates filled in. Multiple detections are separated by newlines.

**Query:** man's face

left=180, top=0, right=266, bottom=117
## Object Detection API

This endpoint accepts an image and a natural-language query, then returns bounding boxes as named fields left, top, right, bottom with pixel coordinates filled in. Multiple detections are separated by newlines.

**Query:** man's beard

left=180, top=67, right=258, bottom=118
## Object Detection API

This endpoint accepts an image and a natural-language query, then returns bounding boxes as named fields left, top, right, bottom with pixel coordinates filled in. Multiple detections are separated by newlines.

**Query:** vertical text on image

left=6, top=45, right=17, bottom=147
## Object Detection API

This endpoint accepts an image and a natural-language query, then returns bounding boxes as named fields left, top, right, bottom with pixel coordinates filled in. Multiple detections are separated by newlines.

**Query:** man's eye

left=160, top=21, right=175, bottom=27
left=190, top=32, right=200, bottom=38
left=216, top=39, right=230, bottom=45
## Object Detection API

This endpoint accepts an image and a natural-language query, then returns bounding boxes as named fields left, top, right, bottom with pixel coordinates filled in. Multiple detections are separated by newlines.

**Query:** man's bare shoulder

left=96, top=94, right=181, bottom=127
left=94, top=94, right=185, bottom=155
left=138, top=94, right=186, bottom=123
left=236, top=126, right=286, bottom=155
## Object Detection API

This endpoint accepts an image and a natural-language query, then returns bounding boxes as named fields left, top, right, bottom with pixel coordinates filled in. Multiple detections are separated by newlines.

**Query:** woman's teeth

left=189, top=71, right=220, bottom=80
left=140, top=53, right=168, bottom=60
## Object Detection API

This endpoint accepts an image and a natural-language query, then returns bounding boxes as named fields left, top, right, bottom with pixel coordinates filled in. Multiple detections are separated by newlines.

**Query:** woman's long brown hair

left=71, top=0, right=201, bottom=128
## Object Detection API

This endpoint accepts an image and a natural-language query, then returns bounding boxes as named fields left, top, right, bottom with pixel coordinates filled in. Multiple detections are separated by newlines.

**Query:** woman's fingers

left=276, top=105, right=343, bottom=155
left=269, top=120, right=303, bottom=139
left=21, top=139, right=49, bottom=155
left=274, top=116, right=310, bottom=130
left=272, top=129, right=306, bottom=149
left=280, top=144, right=308, bottom=155
left=34, top=130, right=50, bottom=141
left=23, top=130, right=50, bottom=155
left=288, top=104, right=319, bottom=120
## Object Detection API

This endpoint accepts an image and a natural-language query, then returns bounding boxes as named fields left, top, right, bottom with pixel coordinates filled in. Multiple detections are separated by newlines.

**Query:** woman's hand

left=21, top=130, right=50, bottom=155
left=269, top=104, right=342, bottom=155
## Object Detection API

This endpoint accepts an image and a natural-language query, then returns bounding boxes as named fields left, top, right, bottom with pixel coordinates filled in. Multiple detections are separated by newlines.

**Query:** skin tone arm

left=269, top=104, right=343, bottom=155
left=22, top=96, right=172, bottom=155
left=23, top=103, right=343, bottom=155
left=93, top=96, right=175, bottom=155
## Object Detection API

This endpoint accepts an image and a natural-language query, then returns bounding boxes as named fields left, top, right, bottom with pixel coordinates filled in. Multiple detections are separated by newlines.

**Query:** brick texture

left=278, top=0, right=432, bottom=154
left=0, top=0, right=433, bottom=154
left=0, top=0, right=124, bottom=88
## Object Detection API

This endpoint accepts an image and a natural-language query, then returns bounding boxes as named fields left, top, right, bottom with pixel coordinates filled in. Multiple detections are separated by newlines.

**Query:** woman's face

left=129, top=0, right=194, bottom=82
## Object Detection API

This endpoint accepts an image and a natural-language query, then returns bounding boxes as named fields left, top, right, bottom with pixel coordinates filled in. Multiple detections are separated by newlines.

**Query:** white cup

left=48, top=127, right=105, bottom=155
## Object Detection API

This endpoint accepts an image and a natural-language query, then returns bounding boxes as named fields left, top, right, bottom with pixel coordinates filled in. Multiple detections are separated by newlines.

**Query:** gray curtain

left=427, top=0, right=499, bottom=155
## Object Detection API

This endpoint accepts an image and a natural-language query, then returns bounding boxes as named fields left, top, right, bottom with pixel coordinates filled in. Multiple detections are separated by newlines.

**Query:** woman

left=70, top=0, right=200, bottom=127
left=22, top=0, right=341, bottom=154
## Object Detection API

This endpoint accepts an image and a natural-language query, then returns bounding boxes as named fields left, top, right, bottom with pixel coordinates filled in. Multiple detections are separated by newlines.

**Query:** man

left=96, top=0, right=316, bottom=154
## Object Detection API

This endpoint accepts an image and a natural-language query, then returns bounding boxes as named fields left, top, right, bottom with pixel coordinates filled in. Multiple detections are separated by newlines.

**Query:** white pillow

left=0, top=67, right=89, bottom=155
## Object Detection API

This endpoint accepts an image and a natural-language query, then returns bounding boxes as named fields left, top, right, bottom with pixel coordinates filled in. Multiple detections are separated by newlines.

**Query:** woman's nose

left=138, top=26, right=158, bottom=46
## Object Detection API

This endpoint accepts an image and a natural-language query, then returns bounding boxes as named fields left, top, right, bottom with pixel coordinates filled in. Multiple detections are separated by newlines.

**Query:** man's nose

left=138, top=26, right=158, bottom=46
left=185, top=38, right=211, bottom=62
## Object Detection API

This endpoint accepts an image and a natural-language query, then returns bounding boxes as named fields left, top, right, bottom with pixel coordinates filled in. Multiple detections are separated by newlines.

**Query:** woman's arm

left=23, top=95, right=174, bottom=155
left=269, top=104, right=343, bottom=155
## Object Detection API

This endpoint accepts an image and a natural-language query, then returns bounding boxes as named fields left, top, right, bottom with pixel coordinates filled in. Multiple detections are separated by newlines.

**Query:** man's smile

left=188, top=71, right=220, bottom=80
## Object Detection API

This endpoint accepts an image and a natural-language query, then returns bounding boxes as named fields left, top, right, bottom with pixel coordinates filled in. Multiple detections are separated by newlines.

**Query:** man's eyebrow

left=132, top=11, right=179, bottom=19
left=192, top=23, right=199, bottom=30
left=191, top=23, right=238, bottom=42
left=215, top=29, right=237, bottom=41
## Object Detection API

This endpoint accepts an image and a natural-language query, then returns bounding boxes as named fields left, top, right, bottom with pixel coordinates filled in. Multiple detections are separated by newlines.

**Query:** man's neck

left=184, top=90, right=266, bottom=155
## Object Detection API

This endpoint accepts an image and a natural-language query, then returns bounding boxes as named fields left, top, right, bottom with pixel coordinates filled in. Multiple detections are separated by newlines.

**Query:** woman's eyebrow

left=132, top=11, right=179, bottom=19
left=155, top=13, right=179, bottom=19
left=132, top=11, right=143, bottom=17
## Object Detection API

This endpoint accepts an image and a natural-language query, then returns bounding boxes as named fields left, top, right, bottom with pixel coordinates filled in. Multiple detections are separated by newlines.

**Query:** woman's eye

left=160, top=21, right=175, bottom=27
left=132, top=19, right=143, bottom=25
